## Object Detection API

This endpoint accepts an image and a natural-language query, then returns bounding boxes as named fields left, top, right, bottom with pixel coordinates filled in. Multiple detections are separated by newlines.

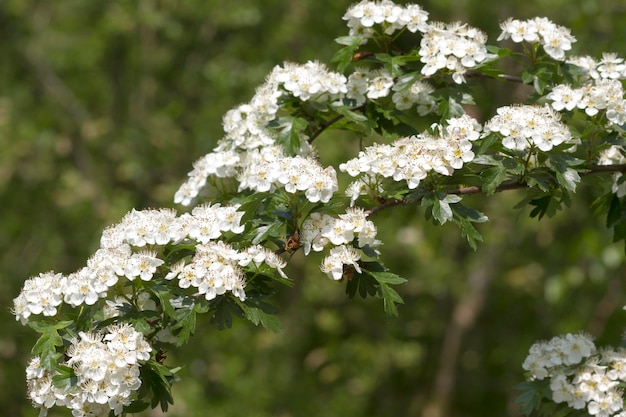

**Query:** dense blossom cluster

left=523, top=333, right=626, bottom=417
left=483, top=104, right=575, bottom=152
left=27, top=324, right=151, bottom=417
left=174, top=59, right=350, bottom=207
left=165, top=240, right=288, bottom=301
left=498, top=17, right=576, bottom=60
left=344, top=1, right=493, bottom=83
left=271, top=61, right=348, bottom=102
left=343, top=0, right=429, bottom=38
left=340, top=115, right=482, bottom=193
left=547, top=79, right=626, bottom=125
left=237, top=147, right=339, bottom=203
left=16, top=1, right=626, bottom=416
left=13, top=205, right=286, bottom=324
left=300, top=207, right=379, bottom=280
left=568, top=52, right=626, bottom=81
left=345, top=69, right=437, bottom=112
left=419, top=21, right=494, bottom=83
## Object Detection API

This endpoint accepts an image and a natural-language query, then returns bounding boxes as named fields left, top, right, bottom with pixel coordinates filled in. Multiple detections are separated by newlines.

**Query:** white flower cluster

left=270, top=61, right=348, bottom=102
left=484, top=104, right=574, bottom=152
left=237, top=146, right=338, bottom=203
left=175, top=59, right=350, bottom=207
left=498, top=17, right=576, bottom=60
left=218, top=60, right=347, bottom=152
left=174, top=151, right=241, bottom=206
left=13, top=205, right=279, bottom=324
left=340, top=115, right=482, bottom=193
left=300, top=207, right=379, bottom=280
left=342, top=0, right=429, bottom=38
left=568, top=53, right=626, bottom=81
left=392, top=76, right=437, bottom=112
left=346, top=69, right=437, bottom=114
left=166, top=240, right=287, bottom=301
left=523, top=333, right=626, bottom=417
left=547, top=80, right=626, bottom=125
left=598, top=145, right=626, bottom=197
left=420, top=21, right=494, bottom=84
left=27, top=324, right=151, bottom=417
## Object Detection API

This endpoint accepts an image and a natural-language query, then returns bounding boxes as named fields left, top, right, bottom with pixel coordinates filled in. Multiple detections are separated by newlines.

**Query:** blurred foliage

left=2, top=0, right=626, bottom=416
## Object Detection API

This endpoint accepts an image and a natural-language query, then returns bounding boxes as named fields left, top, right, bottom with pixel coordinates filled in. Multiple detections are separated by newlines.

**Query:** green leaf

left=345, top=273, right=378, bottom=299
left=606, top=194, right=623, bottom=227
left=238, top=192, right=270, bottom=225
left=140, top=360, right=180, bottom=413
left=170, top=301, right=197, bottom=346
left=51, top=365, right=77, bottom=388
left=31, top=328, right=63, bottom=357
left=454, top=217, right=484, bottom=250
left=366, top=270, right=408, bottom=286
left=514, top=380, right=551, bottom=416
left=526, top=195, right=563, bottom=220
left=31, top=328, right=65, bottom=370
left=378, top=283, right=404, bottom=316
left=548, top=154, right=583, bottom=192
left=155, top=291, right=177, bottom=321
left=431, top=194, right=461, bottom=225
left=123, top=401, right=151, bottom=414
left=526, top=170, right=557, bottom=192
left=591, top=191, right=616, bottom=217
left=480, top=165, right=507, bottom=195
left=240, top=300, right=282, bottom=333
left=209, top=296, right=244, bottom=330
left=274, top=116, right=308, bottom=154
left=333, top=105, right=368, bottom=124
left=554, top=168, right=580, bottom=192
left=27, top=319, right=73, bottom=333
left=331, top=36, right=363, bottom=73
left=364, top=267, right=407, bottom=316
left=452, top=203, right=489, bottom=223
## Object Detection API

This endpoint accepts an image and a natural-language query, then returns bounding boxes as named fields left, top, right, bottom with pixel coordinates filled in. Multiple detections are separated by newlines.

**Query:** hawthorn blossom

left=420, top=21, right=494, bottom=83
left=343, top=0, right=429, bottom=38
left=238, top=151, right=338, bottom=203
left=321, top=245, right=363, bottom=280
left=498, top=17, right=576, bottom=60
left=340, top=115, right=482, bottom=189
left=484, top=104, right=574, bottom=152
left=391, top=78, right=436, bottom=113
left=12, top=272, right=64, bottom=324
left=26, top=325, right=150, bottom=417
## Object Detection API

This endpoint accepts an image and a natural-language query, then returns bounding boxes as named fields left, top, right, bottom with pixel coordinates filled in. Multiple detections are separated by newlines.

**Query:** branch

left=308, top=113, right=345, bottom=143
left=465, top=71, right=524, bottom=83
left=308, top=104, right=367, bottom=144
left=365, top=164, right=626, bottom=216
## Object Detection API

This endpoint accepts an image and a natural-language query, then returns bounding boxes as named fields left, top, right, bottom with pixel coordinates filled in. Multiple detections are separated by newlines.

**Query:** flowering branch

left=13, top=1, right=626, bottom=417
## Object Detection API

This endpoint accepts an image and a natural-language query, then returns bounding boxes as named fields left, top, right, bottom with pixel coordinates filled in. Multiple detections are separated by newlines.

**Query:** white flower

left=547, top=84, right=583, bottom=111
left=420, top=21, right=493, bottom=83
left=13, top=271, right=64, bottom=323
left=498, top=17, right=576, bottom=61
left=320, top=245, right=362, bottom=280
left=366, top=68, right=394, bottom=99
left=124, top=250, right=164, bottom=281
left=485, top=104, right=574, bottom=152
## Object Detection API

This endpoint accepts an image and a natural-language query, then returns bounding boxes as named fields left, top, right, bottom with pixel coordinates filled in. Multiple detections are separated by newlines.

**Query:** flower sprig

left=14, top=1, right=626, bottom=417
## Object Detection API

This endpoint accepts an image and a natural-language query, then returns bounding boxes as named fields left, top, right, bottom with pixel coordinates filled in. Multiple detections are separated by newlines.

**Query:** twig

left=365, top=164, right=626, bottom=217
left=308, top=104, right=366, bottom=144
left=465, top=71, right=524, bottom=84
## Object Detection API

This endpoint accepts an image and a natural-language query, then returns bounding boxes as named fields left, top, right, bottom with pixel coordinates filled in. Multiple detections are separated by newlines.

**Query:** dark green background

left=2, top=1, right=625, bottom=416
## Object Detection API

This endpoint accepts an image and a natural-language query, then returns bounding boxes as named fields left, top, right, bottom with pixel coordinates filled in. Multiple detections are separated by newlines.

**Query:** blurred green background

left=2, top=0, right=626, bottom=416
